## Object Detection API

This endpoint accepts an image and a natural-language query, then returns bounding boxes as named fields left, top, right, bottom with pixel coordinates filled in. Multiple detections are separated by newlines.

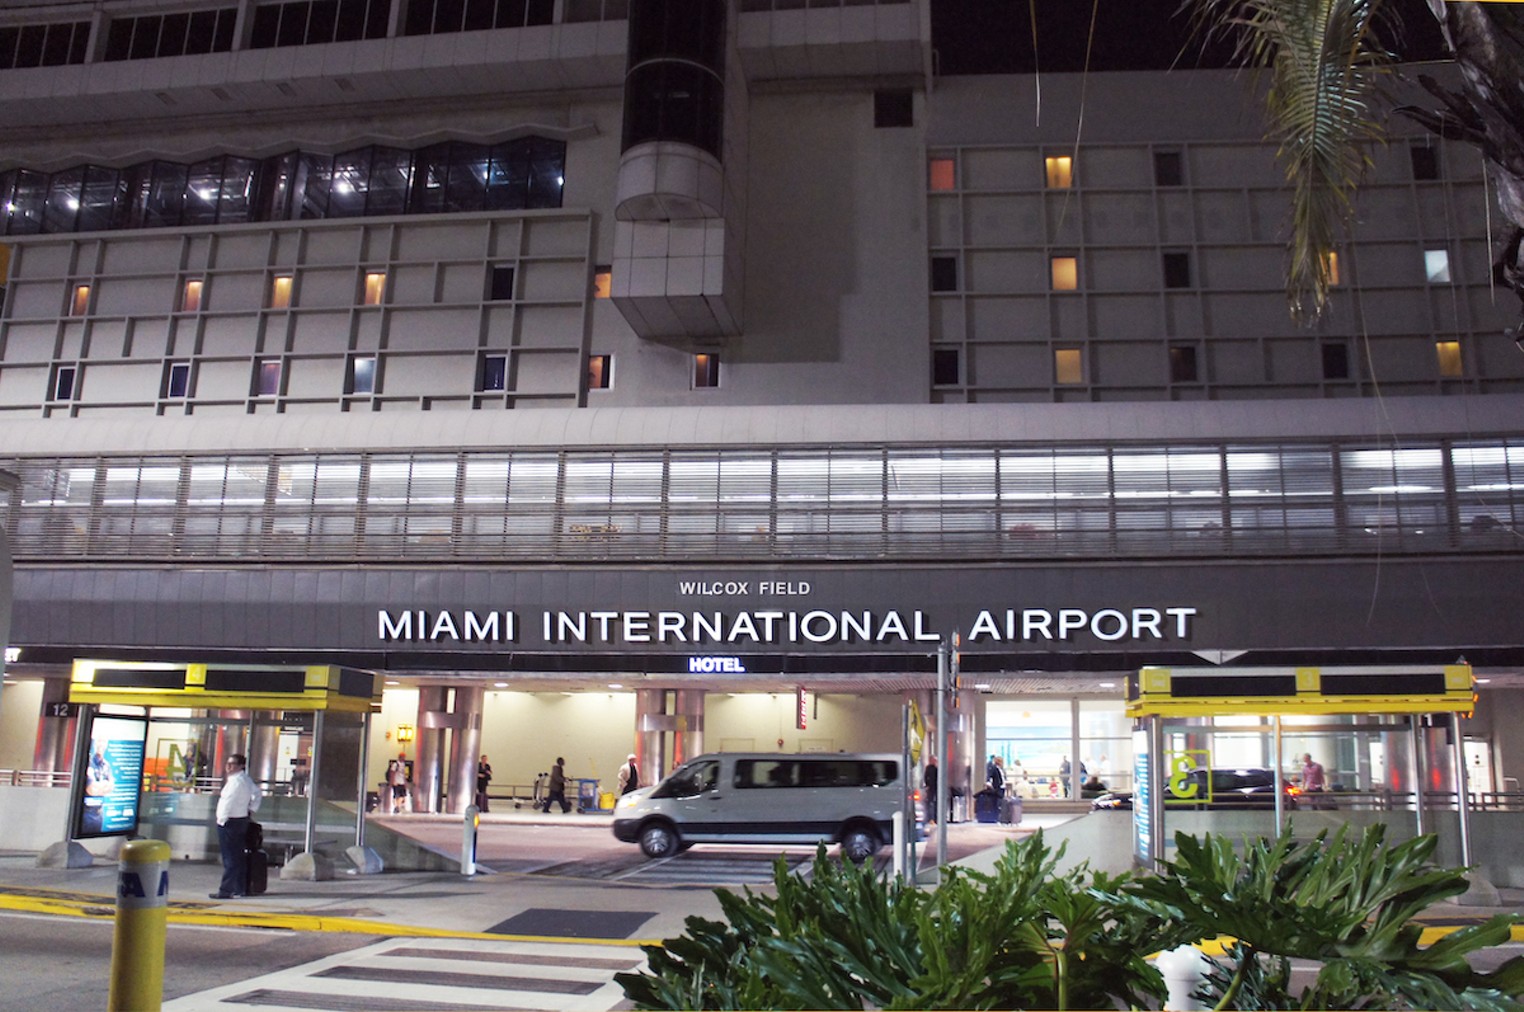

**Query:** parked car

left=1090, top=767, right=1300, bottom=811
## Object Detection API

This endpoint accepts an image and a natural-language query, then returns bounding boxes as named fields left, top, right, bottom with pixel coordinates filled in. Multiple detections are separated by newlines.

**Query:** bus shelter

left=1126, top=664, right=1478, bottom=868
left=65, top=658, right=380, bottom=878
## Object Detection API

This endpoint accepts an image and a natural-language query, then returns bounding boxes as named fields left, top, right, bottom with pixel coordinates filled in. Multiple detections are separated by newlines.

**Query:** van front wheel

left=839, top=825, right=880, bottom=863
left=639, top=822, right=680, bottom=858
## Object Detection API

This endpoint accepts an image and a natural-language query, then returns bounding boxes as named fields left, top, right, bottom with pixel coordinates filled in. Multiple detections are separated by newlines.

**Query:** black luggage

left=245, top=848, right=269, bottom=895
left=974, top=791, right=999, bottom=823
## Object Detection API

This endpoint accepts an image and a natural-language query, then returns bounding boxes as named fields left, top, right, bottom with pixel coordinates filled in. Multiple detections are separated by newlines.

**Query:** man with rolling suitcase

left=211, top=753, right=261, bottom=899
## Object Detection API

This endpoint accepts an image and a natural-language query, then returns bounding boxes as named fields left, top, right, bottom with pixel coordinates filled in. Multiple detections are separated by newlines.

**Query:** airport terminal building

left=1, top=0, right=1522, bottom=815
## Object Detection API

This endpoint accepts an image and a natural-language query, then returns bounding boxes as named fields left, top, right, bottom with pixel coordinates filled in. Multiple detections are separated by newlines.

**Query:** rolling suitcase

left=975, top=791, right=999, bottom=823
left=245, top=847, right=269, bottom=895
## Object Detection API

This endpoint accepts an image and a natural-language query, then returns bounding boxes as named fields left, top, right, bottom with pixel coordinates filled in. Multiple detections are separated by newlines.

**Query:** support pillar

left=33, top=677, right=75, bottom=773
left=446, top=686, right=484, bottom=813
left=250, top=720, right=280, bottom=788
left=414, top=687, right=449, bottom=814
left=673, top=690, right=704, bottom=766
left=637, top=689, right=668, bottom=781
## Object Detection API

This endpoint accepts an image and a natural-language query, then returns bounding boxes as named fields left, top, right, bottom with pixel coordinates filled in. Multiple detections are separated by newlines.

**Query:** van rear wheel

left=639, top=821, right=679, bottom=858
left=839, top=825, right=880, bottom=863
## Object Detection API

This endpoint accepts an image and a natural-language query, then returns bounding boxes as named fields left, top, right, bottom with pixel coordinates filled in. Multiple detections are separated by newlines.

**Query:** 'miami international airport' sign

left=378, top=604, right=1200, bottom=646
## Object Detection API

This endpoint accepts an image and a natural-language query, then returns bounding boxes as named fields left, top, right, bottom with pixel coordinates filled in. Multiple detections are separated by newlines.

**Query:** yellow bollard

left=108, top=838, right=171, bottom=1012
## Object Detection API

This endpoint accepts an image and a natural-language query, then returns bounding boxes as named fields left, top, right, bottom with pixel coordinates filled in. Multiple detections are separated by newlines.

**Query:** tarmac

left=2, top=808, right=1522, bottom=949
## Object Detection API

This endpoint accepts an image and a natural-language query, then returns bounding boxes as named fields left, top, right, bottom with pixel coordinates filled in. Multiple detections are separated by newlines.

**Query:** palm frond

left=1188, top=0, right=1396, bottom=323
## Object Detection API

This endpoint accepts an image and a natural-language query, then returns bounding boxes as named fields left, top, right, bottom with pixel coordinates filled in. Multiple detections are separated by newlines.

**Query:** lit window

left=363, top=272, right=386, bottom=306
left=593, top=267, right=612, bottom=299
left=1169, top=344, right=1199, bottom=383
left=928, top=157, right=955, bottom=192
left=489, top=265, right=515, bottom=301
left=1424, top=249, right=1451, bottom=283
left=270, top=275, right=293, bottom=308
left=166, top=361, right=190, bottom=398
left=1054, top=348, right=1083, bottom=385
left=52, top=364, right=77, bottom=400
left=255, top=358, right=282, bottom=396
left=182, top=280, right=203, bottom=312
left=694, top=353, right=720, bottom=389
left=479, top=353, right=507, bottom=392
left=1320, top=251, right=1341, bottom=286
left=1321, top=342, right=1350, bottom=380
left=587, top=354, right=612, bottom=389
left=1154, top=151, right=1183, bottom=186
left=1050, top=256, right=1078, bottom=291
left=1162, top=252, right=1191, bottom=289
left=70, top=284, right=90, bottom=315
left=1435, top=340, right=1463, bottom=377
left=349, top=355, right=377, bottom=394
left=1044, top=155, right=1073, bottom=189
left=930, top=256, right=958, bottom=293
left=932, top=348, right=960, bottom=386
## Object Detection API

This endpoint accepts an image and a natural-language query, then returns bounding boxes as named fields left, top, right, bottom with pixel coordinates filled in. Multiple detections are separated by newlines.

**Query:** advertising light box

left=74, top=714, right=148, bottom=839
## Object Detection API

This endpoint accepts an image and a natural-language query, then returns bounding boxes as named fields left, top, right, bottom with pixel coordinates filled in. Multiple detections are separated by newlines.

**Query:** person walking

left=616, top=753, right=640, bottom=796
left=386, top=751, right=410, bottom=814
left=1300, top=753, right=1326, bottom=792
left=922, top=756, right=939, bottom=825
left=541, top=756, right=571, bottom=813
left=475, top=754, right=493, bottom=812
left=211, top=753, right=261, bottom=900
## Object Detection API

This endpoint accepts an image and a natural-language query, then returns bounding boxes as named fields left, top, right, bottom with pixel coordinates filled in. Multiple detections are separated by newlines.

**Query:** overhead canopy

left=69, top=659, right=379, bottom=712
left=1126, top=664, right=1474, bottom=718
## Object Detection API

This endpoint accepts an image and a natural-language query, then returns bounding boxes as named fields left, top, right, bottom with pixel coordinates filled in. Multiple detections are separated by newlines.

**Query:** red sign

left=796, top=687, right=809, bottom=730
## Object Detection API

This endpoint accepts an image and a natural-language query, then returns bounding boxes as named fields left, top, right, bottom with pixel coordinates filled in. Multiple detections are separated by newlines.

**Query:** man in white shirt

left=211, top=753, right=261, bottom=899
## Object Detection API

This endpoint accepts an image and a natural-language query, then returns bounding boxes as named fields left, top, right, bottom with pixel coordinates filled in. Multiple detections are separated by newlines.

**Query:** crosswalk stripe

left=164, top=937, right=644, bottom=1012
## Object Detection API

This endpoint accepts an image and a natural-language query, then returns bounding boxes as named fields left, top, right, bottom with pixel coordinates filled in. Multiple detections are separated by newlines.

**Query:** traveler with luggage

left=210, top=752, right=261, bottom=900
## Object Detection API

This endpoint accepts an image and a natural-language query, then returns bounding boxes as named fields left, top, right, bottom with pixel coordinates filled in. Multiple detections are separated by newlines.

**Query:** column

left=673, top=690, right=705, bottom=766
left=413, top=687, right=449, bottom=814
left=636, top=689, right=668, bottom=782
left=447, top=686, right=484, bottom=813
left=33, top=678, right=75, bottom=773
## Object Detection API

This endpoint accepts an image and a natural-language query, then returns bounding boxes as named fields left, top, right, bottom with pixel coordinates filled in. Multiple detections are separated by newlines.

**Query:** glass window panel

left=403, top=0, right=434, bottom=34
left=16, top=26, right=44, bottom=68
left=277, top=2, right=310, bottom=45
left=528, top=137, right=565, bottom=208
left=256, top=358, right=283, bottom=394
left=250, top=5, right=280, bottom=47
left=5, top=169, right=47, bottom=235
left=434, top=0, right=466, bottom=31
left=486, top=141, right=530, bottom=210
left=365, top=147, right=412, bottom=216
left=255, top=152, right=297, bottom=221
left=184, top=157, right=224, bottom=226
left=464, top=0, right=495, bottom=30
left=364, top=0, right=391, bottom=38
left=186, top=10, right=220, bottom=53
left=130, top=16, right=161, bottom=59
left=1424, top=249, right=1451, bottom=283
left=1051, top=256, right=1079, bottom=291
left=329, top=147, right=372, bottom=218
left=45, top=167, right=84, bottom=233
left=1435, top=340, right=1463, bottom=377
left=217, top=157, right=258, bottom=223
left=1054, top=347, right=1083, bottom=383
left=1044, top=155, right=1072, bottom=188
left=479, top=353, right=507, bottom=391
left=929, top=157, right=955, bottom=191
left=159, top=13, right=191, bottom=55
left=410, top=144, right=450, bottom=214
left=445, top=143, right=490, bottom=212
left=146, top=162, right=188, bottom=227
left=167, top=362, right=190, bottom=398
left=1, top=26, right=23, bottom=67
left=308, top=0, right=339, bottom=42
left=213, top=8, right=237, bottom=49
left=363, top=272, right=386, bottom=305
left=78, top=166, right=122, bottom=233
left=297, top=152, right=333, bottom=218
left=350, top=356, right=376, bottom=394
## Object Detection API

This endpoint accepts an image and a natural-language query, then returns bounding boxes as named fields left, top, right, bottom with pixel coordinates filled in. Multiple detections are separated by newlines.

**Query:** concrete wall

left=0, top=678, right=40, bottom=769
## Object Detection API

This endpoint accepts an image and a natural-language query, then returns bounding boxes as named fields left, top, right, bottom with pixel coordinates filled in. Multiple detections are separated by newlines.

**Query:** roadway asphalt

left=1, top=808, right=1521, bottom=945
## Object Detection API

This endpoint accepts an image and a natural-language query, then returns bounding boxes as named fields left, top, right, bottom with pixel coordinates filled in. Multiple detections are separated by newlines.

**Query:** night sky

left=930, top=0, right=1449, bottom=75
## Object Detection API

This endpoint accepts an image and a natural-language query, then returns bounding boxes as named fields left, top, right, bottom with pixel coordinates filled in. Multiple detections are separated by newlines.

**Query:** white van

left=612, top=752, right=911, bottom=862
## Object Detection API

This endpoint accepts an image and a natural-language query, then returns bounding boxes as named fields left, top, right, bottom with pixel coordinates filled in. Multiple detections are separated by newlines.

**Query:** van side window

left=736, top=760, right=797, bottom=788
left=659, top=759, right=719, bottom=799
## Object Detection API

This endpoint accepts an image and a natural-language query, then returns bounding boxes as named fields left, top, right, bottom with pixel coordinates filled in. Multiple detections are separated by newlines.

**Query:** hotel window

left=1321, top=250, right=1341, bottom=286
left=1162, top=252, right=1192, bottom=289
left=1435, top=340, right=1463, bottom=377
left=1410, top=144, right=1439, bottom=181
left=479, top=353, right=507, bottom=392
left=270, top=275, right=293, bottom=309
left=593, top=266, right=612, bottom=299
left=1044, top=155, right=1073, bottom=189
left=165, top=361, right=191, bottom=398
left=70, top=284, right=90, bottom=315
left=587, top=354, right=612, bottom=390
left=1154, top=151, right=1183, bottom=186
left=1169, top=344, right=1199, bottom=383
left=255, top=359, right=282, bottom=396
left=363, top=271, right=386, bottom=306
left=489, top=265, right=515, bottom=301
left=181, top=280, right=203, bottom=312
left=1054, top=348, right=1084, bottom=385
left=930, top=256, right=958, bottom=293
left=1321, top=341, right=1350, bottom=380
left=874, top=89, right=913, bottom=128
left=348, top=355, right=377, bottom=395
left=929, top=157, right=956, bottom=192
left=51, top=364, right=77, bottom=401
left=932, top=348, right=960, bottom=387
left=1424, top=249, right=1451, bottom=283
left=1050, top=256, right=1079, bottom=291
left=694, top=353, right=720, bottom=389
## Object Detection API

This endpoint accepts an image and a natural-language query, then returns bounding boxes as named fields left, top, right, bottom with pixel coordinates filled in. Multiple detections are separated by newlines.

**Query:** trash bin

left=574, top=778, right=600, bottom=813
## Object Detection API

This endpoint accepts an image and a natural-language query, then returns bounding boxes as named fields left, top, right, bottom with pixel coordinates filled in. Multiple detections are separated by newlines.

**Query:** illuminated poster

left=75, top=714, right=148, bottom=839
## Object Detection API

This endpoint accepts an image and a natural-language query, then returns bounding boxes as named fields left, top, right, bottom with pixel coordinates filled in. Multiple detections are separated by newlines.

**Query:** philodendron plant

left=617, top=825, right=1524, bottom=1010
